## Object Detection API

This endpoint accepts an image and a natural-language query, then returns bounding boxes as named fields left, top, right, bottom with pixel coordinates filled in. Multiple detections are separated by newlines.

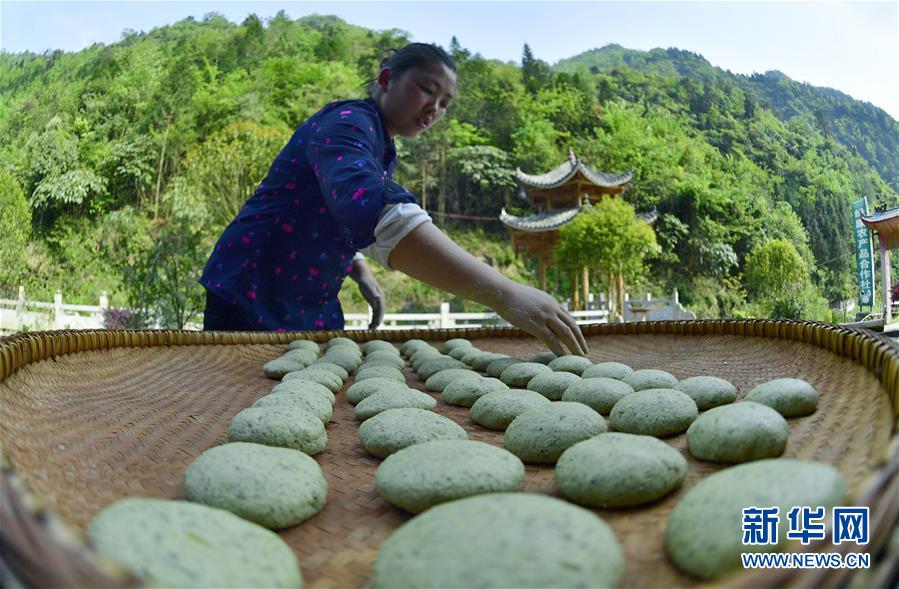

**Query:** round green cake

left=375, top=440, right=525, bottom=513
left=372, top=493, right=623, bottom=588
left=88, top=498, right=303, bottom=588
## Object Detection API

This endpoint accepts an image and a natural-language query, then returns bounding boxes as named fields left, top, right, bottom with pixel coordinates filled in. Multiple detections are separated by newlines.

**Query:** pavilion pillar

left=538, top=251, right=547, bottom=292
left=572, top=272, right=580, bottom=311
left=582, top=266, right=590, bottom=310
left=879, top=234, right=892, bottom=324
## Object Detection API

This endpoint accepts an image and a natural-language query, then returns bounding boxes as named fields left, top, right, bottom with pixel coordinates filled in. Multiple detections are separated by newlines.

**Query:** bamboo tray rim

left=1, top=319, right=898, bottom=589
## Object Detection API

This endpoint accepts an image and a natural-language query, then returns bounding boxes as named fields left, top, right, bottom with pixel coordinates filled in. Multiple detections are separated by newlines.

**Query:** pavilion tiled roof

left=499, top=207, right=581, bottom=232
left=500, top=206, right=658, bottom=233
left=515, top=154, right=633, bottom=189
left=862, top=206, right=899, bottom=250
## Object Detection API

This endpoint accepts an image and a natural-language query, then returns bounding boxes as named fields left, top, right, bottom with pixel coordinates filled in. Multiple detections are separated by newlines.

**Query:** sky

left=1, top=0, right=897, bottom=120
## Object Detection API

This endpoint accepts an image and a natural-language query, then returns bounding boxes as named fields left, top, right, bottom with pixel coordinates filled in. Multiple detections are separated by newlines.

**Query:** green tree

left=744, top=238, right=810, bottom=317
left=556, top=197, right=659, bottom=316
left=0, top=171, right=31, bottom=294
left=164, top=120, right=289, bottom=230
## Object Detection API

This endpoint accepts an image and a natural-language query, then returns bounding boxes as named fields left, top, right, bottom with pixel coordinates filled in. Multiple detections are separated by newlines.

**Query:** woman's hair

left=364, top=42, right=456, bottom=95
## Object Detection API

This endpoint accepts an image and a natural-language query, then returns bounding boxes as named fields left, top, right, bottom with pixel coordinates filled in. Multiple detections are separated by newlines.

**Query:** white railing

left=342, top=303, right=611, bottom=330
left=0, top=287, right=691, bottom=334
left=0, top=287, right=110, bottom=333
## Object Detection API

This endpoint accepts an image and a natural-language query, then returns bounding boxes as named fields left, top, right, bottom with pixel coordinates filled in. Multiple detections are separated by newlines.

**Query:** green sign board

left=851, top=198, right=874, bottom=307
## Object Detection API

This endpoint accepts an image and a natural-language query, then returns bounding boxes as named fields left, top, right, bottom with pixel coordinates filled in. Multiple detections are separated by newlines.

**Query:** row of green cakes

left=355, top=339, right=468, bottom=458
left=366, top=340, right=842, bottom=587
left=86, top=337, right=368, bottom=589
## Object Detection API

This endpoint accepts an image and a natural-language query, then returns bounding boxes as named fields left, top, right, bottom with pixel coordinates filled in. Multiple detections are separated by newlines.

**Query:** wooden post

left=572, top=272, right=580, bottom=311
left=608, top=273, right=615, bottom=317
left=538, top=252, right=547, bottom=291
left=582, top=266, right=590, bottom=310
left=16, top=286, right=25, bottom=329
left=880, top=234, right=892, bottom=324
left=618, top=273, right=625, bottom=320
left=54, top=292, right=64, bottom=330
left=440, top=302, right=454, bottom=329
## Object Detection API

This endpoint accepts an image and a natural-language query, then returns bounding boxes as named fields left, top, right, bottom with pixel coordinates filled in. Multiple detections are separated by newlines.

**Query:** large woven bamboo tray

left=1, top=320, right=898, bottom=589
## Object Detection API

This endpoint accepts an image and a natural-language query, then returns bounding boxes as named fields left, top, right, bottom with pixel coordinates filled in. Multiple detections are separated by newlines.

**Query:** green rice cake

left=228, top=406, right=327, bottom=455
left=88, top=498, right=303, bottom=588
left=686, top=402, right=788, bottom=463
left=372, top=493, right=623, bottom=589
left=375, top=440, right=525, bottom=513
left=358, top=408, right=469, bottom=458
left=666, top=459, right=845, bottom=579
left=504, top=402, right=607, bottom=464
left=184, top=442, right=327, bottom=529
left=556, top=433, right=687, bottom=508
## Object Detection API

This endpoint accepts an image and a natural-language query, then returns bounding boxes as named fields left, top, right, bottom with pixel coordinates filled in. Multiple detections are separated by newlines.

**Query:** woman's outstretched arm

left=388, top=222, right=589, bottom=356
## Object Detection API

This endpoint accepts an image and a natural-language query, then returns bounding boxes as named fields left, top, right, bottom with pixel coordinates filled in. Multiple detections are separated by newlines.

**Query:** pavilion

left=499, top=149, right=644, bottom=310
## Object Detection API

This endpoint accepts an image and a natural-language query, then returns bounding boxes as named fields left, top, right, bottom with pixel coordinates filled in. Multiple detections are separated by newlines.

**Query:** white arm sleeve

left=352, top=252, right=366, bottom=263
left=360, top=203, right=432, bottom=270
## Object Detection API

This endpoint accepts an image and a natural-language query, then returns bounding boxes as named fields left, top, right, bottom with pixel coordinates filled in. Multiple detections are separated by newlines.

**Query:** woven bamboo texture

left=1, top=320, right=897, bottom=589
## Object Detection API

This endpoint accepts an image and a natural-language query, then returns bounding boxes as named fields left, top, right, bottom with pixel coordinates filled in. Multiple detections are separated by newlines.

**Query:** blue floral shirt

left=200, top=97, right=417, bottom=331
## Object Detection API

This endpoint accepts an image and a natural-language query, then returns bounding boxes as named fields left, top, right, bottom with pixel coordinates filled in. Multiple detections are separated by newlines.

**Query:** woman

left=201, top=43, right=587, bottom=356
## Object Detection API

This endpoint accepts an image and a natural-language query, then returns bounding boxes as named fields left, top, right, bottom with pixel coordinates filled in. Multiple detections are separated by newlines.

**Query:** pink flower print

left=331, top=189, right=337, bottom=198
left=340, top=255, right=346, bottom=261
left=352, top=186, right=366, bottom=200
left=293, top=199, right=300, bottom=205
left=241, top=235, right=251, bottom=244
left=215, top=282, right=221, bottom=288
left=275, top=266, right=282, bottom=275
left=308, top=268, right=320, bottom=277
left=291, top=158, right=296, bottom=163
left=340, top=110, right=353, bottom=115
left=319, top=207, right=327, bottom=214
left=241, top=260, right=248, bottom=268
left=313, top=163, right=319, bottom=176
left=275, top=327, right=286, bottom=333
left=337, top=155, right=343, bottom=161
left=206, top=279, right=212, bottom=286
left=314, top=320, right=325, bottom=328
left=321, top=282, right=328, bottom=290
left=325, top=137, right=331, bottom=145
left=251, top=262, right=257, bottom=269
left=285, top=183, right=296, bottom=190
left=289, top=250, right=297, bottom=260
left=369, top=126, right=374, bottom=132
left=247, top=290, right=257, bottom=300
left=227, top=241, right=232, bottom=248
left=345, top=265, right=352, bottom=273
left=282, top=223, right=294, bottom=233
left=292, top=274, right=298, bottom=281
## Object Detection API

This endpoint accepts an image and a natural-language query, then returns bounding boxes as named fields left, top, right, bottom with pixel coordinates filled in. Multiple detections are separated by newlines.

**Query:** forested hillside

left=1, top=13, right=896, bottom=328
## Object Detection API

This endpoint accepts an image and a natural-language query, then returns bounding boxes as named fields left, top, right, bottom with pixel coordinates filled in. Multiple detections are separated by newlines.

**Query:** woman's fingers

left=548, top=315, right=584, bottom=356
left=559, top=311, right=589, bottom=355
left=527, top=320, right=565, bottom=357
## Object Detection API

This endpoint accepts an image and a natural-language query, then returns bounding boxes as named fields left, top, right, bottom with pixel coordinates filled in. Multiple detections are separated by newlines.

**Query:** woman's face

left=376, top=61, right=457, bottom=139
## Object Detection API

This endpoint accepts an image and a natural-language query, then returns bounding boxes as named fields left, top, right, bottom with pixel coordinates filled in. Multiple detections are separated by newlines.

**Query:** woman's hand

left=349, top=258, right=385, bottom=329
left=388, top=222, right=589, bottom=356
left=490, top=281, right=588, bottom=357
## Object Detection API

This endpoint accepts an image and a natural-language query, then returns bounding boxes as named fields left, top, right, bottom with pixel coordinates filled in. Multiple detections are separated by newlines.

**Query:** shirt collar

left=365, top=95, right=395, bottom=151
